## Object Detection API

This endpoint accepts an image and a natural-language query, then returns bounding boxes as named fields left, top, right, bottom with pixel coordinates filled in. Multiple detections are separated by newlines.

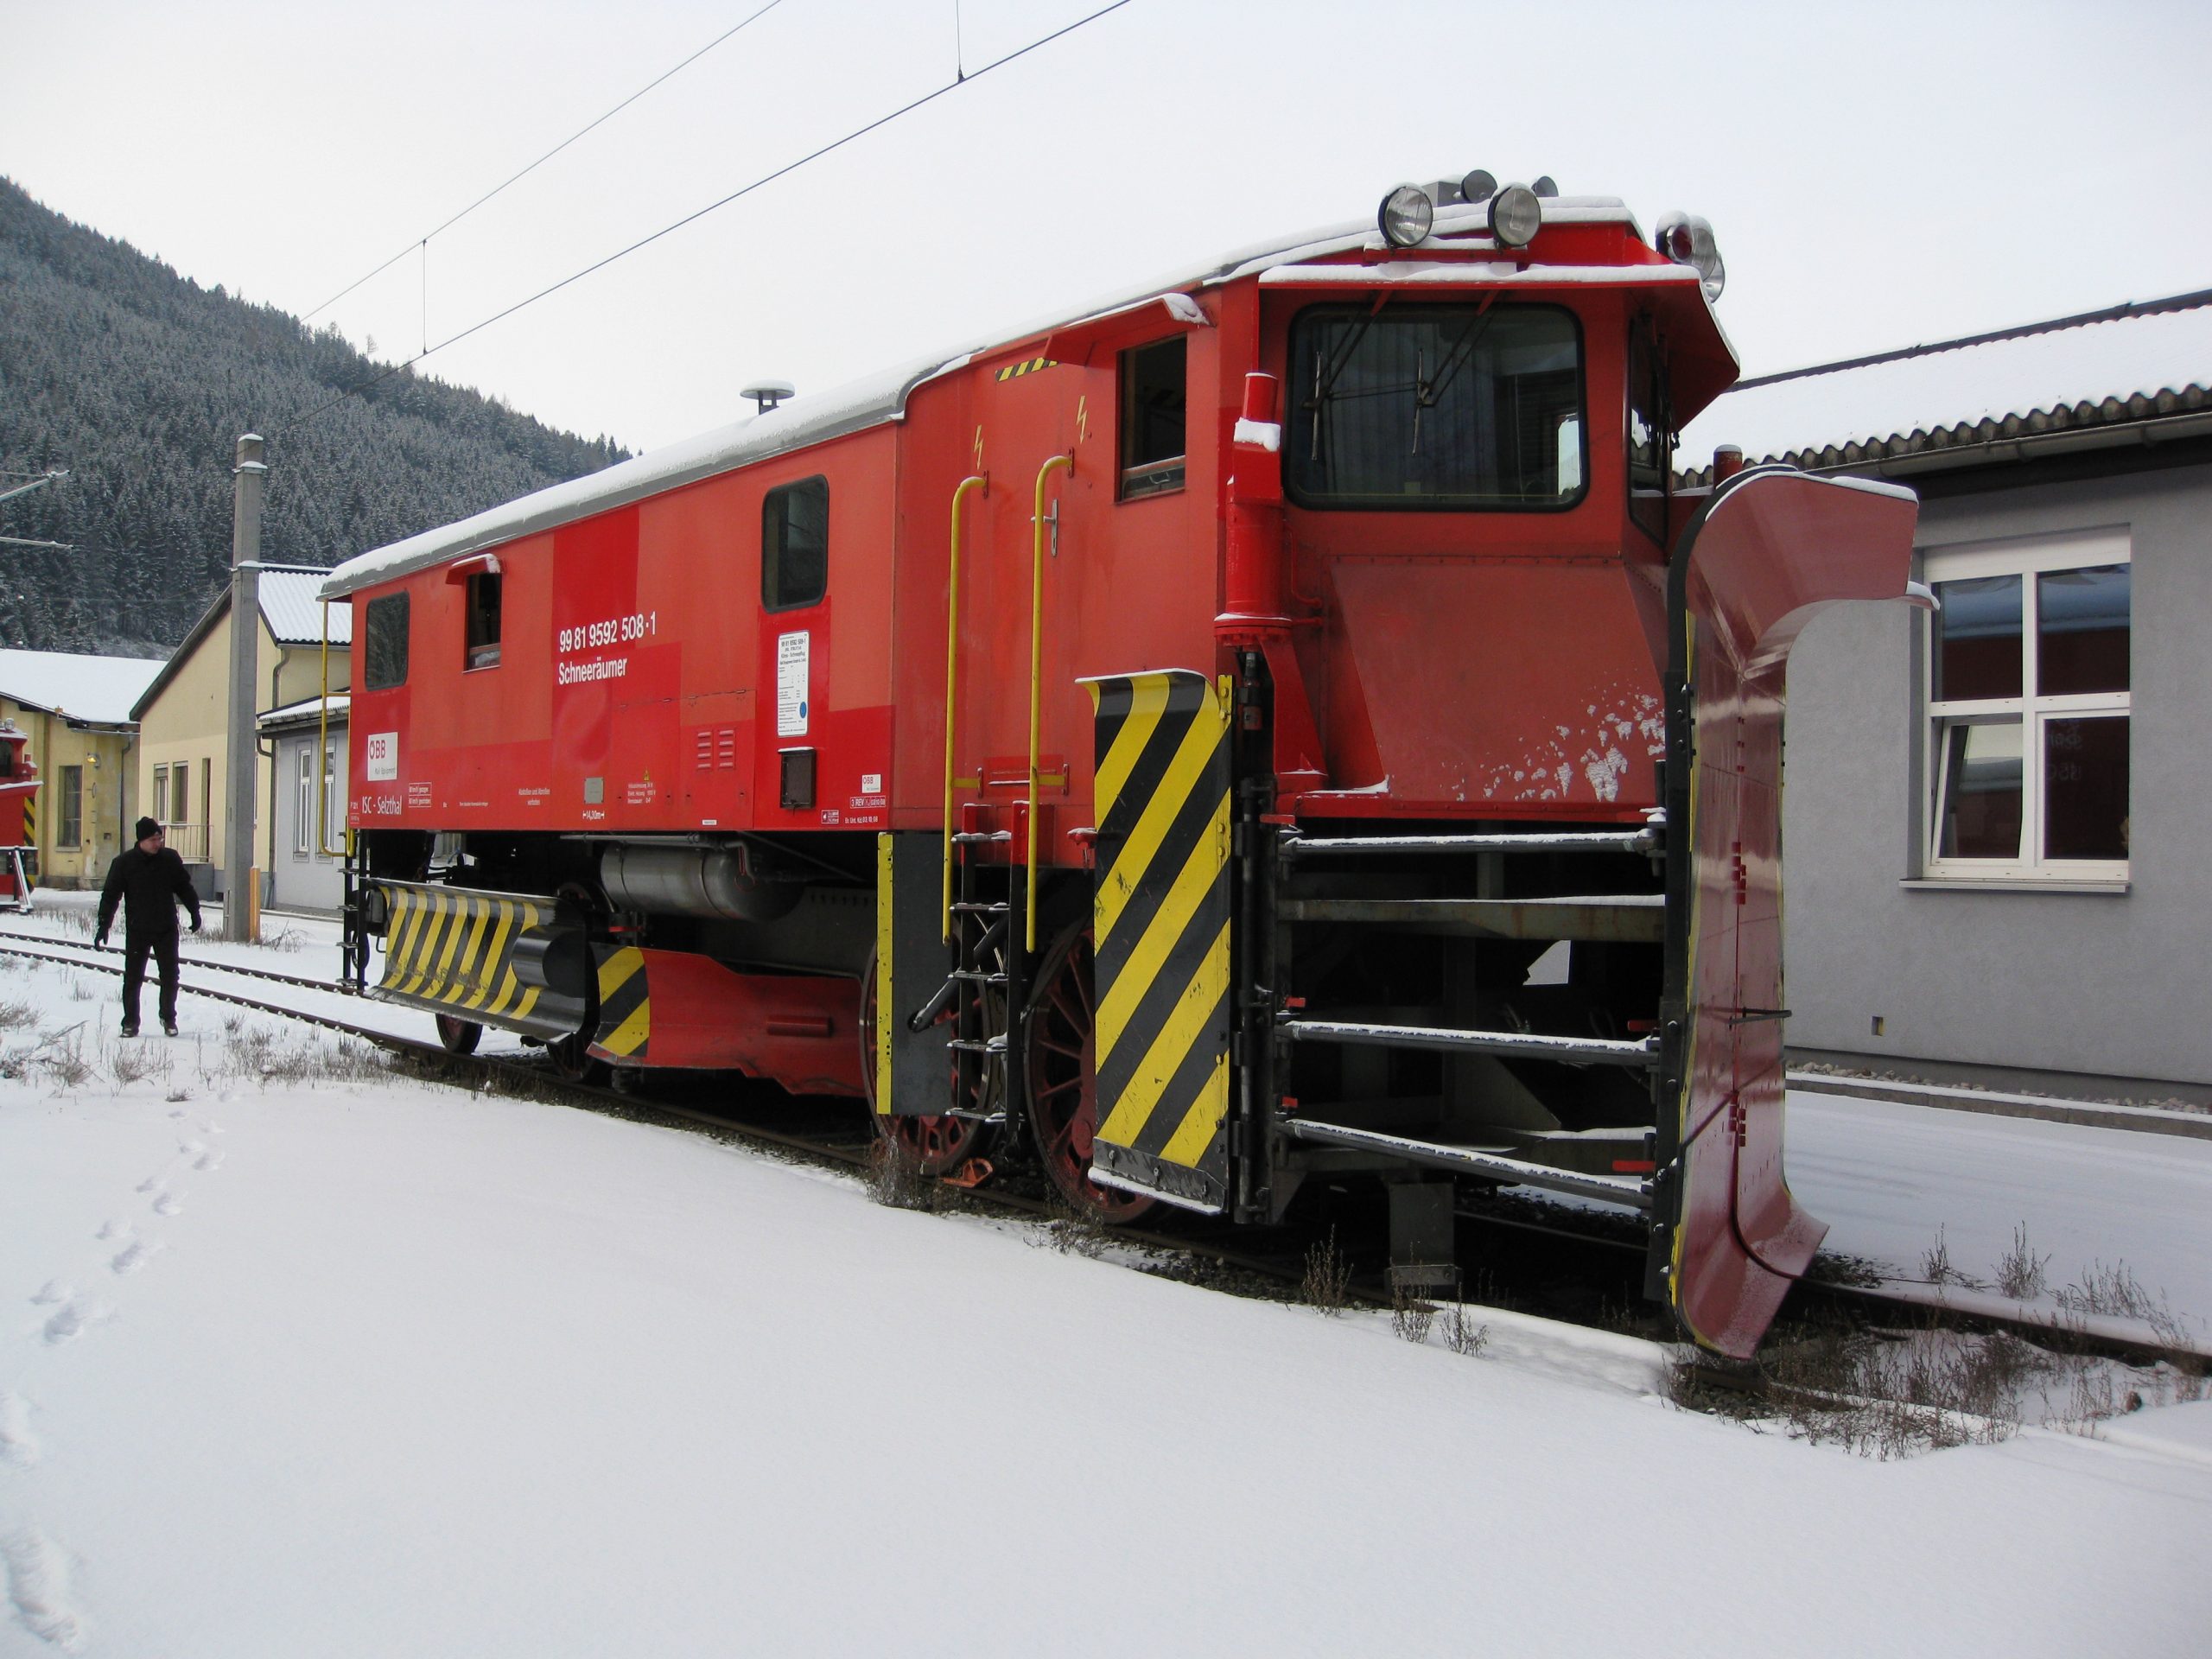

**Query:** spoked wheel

left=1027, top=924, right=1154, bottom=1224
left=859, top=944, right=1001, bottom=1177
left=433, top=1012, right=482, bottom=1056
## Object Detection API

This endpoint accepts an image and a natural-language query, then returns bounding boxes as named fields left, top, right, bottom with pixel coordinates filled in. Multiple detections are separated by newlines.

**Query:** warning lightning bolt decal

left=973, top=425, right=985, bottom=472
left=1076, top=396, right=1090, bottom=445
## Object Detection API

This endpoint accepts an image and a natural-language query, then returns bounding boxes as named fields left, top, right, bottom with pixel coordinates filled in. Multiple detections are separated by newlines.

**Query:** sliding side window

left=1119, top=338, right=1186, bottom=501
left=762, top=477, right=830, bottom=611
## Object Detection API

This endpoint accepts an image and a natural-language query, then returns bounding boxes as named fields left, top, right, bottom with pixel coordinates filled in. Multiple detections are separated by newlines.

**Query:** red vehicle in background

left=321, top=173, right=1923, bottom=1357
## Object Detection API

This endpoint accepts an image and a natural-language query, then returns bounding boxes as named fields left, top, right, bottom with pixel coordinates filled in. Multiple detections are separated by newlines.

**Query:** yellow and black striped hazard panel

left=994, top=356, right=1057, bottom=382
left=20, top=796, right=34, bottom=848
left=1082, top=669, right=1232, bottom=1213
left=592, top=945, right=651, bottom=1061
left=370, top=881, right=585, bottom=1041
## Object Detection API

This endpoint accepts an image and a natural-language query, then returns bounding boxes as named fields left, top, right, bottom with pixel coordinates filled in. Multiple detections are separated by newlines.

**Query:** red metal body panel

left=590, top=947, right=862, bottom=1095
left=350, top=429, right=898, bottom=836
left=1669, top=472, right=1922, bottom=1357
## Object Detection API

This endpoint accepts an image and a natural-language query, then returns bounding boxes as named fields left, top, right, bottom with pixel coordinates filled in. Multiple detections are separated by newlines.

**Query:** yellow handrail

left=941, top=473, right=988, bottom=940
left=1027, top=453, right=1073, bottom=952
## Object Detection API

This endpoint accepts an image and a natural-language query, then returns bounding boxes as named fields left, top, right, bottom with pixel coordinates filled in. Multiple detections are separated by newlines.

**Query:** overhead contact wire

left=300, top=0, right=788, bottom=324
left=292, top=0, right=1134, bottom=429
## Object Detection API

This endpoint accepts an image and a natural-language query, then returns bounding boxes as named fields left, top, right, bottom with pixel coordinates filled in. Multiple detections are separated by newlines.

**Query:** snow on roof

left=0, top=647, right=166, bottom=725
left=257, top=693, right=351, bottom=731
left=257, top=568, right=353, bottom=645
left=1681, top=289, right=2212, bottom=473
left=323, top=196, right=1665, bottom=600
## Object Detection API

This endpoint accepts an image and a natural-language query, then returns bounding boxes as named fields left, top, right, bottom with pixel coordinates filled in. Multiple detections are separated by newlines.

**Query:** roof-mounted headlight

left=1378, top=184, right=1435, bottom=248
left=1656, top=211, right=1726, bottom=302
left=1488, top=183, right=1542, bottom=249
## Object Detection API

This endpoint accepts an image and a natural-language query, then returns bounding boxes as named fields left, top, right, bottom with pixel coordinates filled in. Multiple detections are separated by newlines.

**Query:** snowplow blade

left=366, top=880, right=592, bottom=1042
left=1655, top=468, right=1924, bottom=1357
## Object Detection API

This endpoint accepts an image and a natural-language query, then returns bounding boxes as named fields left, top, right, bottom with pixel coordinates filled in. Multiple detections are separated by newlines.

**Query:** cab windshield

left=1286, top=301, right=1585, bottom=511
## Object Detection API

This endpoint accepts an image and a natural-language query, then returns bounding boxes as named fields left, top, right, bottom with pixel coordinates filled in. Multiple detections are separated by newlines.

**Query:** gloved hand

left=189, top=917, right=202, bottom=934
left=94, top=931, right=108, bottom=948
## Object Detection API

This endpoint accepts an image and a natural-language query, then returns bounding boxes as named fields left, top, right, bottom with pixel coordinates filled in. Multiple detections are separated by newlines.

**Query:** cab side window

left=1627, top=327, right=1671, bottom=543
left=762, top=477, right=830, bottom=611
left=465, top=571, right=502, bottom=670
left=1118, top=338, right=1186, bottom=500
left=365, top=592, right=410, bottom=690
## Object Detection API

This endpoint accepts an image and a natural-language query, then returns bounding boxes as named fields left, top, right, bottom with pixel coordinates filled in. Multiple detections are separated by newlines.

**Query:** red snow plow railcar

left=321, top=175, right=1922, bottom=1356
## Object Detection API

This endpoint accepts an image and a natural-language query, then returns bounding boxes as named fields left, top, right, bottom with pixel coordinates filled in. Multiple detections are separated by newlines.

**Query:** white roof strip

left=322, top=353, right=969, bottom=598
left=1682, top=302, right=2212, bottom=467
left=321, top=195, right=1653, bottom=601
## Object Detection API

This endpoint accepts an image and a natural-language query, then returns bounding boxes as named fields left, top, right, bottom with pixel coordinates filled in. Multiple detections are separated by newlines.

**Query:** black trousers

left=121, top=928, right=181, bottom=1029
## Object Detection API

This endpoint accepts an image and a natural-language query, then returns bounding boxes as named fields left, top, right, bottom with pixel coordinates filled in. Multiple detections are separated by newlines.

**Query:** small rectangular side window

left=1119, top=338, right=1186, bottom=500
left=763, top=477, right=830, bottom=612
left=365, top=592, right=410, bottom=690
left=465, top=572, right=502, bottom=670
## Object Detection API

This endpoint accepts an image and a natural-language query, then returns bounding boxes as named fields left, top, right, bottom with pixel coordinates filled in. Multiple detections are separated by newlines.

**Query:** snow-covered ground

left=3, top=898, right=2209, bottom=1655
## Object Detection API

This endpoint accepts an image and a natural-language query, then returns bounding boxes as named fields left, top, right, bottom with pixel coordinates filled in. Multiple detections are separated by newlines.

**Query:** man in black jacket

left=96, top=817, right=202, bottom=1037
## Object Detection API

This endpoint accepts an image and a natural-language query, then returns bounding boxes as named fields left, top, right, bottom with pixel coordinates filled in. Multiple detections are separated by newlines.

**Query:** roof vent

left=741, top=379, right=795, bottom=416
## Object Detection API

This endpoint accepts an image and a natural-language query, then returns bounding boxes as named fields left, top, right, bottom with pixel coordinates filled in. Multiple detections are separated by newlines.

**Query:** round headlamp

left=1488, top=183, right=1542, bottom=249
left=1378, top=184, right=1435, bottom=248
left=1656, top=211, right=1726, bottom=302
left=1458, top=168, right=1497, bottom=205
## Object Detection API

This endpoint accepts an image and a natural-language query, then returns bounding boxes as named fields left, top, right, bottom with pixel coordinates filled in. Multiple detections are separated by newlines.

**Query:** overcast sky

left=10, top=0, right=2210, bottom=456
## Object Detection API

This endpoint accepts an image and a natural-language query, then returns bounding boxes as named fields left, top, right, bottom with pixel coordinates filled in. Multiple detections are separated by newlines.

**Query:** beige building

left=129, top=568, right=352, bottom=893
left=0, top=649, right=166, bottom=889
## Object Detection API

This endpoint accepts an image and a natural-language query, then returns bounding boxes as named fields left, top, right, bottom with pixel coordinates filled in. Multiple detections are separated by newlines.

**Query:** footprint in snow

left=194, top=1149, right=223, bottom=1173
left=109, top=1240, right=161, bottom=1276
left=178, top=1141, right=204, bottom=1158
left=0, top=1390, right=39, bottom=1467
left=40, top=1300, right=105, bottom=1346
left=95, top=1220, right=133, bottom=1243
left=135, top=1177, right=161, bottom=1195
left=29, top=1282, right=71, bottom=1309
left=2, top=1525, right=86, bottom=1652
left=150, top=1192, right=182, bottom=1217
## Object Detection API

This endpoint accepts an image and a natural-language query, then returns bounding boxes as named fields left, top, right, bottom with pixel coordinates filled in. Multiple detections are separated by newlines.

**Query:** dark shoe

left=120, top=1022, right=138, bottom=1038
left=162, top=1021, right=179, bottom=1038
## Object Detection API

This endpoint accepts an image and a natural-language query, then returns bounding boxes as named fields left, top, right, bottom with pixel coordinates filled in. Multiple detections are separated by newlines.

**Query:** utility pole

left=225, top=435, right=266, bottom=943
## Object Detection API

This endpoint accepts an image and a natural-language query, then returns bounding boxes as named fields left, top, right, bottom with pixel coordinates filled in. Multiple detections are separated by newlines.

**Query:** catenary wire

left=299, top=0, right=787, bottom=325
left=289, top=0, right=1134, bottom=432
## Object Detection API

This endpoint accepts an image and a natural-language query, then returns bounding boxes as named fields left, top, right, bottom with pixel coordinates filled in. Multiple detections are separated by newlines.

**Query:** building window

left=321, top=745, right=340, bottom=857
left=761, top=478, right=829, bottom=612
left=365, top=592, right=410, bottom=690
left=153, top=765, right=168, bottom=824
left=295, top=748, right=313, bottom=855
left=59, top=766, right=81, bottom=846
left=1118, top=338, right=1186, bottom=500
left=465, top=571, right=502, bottom=670
left=1923, top=533, right=2130, bottom=880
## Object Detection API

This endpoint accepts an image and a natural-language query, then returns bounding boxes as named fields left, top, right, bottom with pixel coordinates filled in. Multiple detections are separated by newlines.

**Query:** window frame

left=59, top=765, right=82, bottom=847
left=1117, top=336, right=1187, bottom=502
left=760, top=476, right=830, bottom=613
left=364, top=592, right=411, bottom=690
left=1282, top=299, right=1590, bottom=514
left=295, top=747, right=313, bottom=855
left=321, top=744, right=340, bottom=859
left=1921, top=531, right=2131, bottom=885
left=464, top=570, right=502, bottom=671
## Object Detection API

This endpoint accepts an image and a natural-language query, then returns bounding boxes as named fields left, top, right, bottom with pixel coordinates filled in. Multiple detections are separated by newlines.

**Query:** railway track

left=2, top=924, right=2202, bottom=1376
